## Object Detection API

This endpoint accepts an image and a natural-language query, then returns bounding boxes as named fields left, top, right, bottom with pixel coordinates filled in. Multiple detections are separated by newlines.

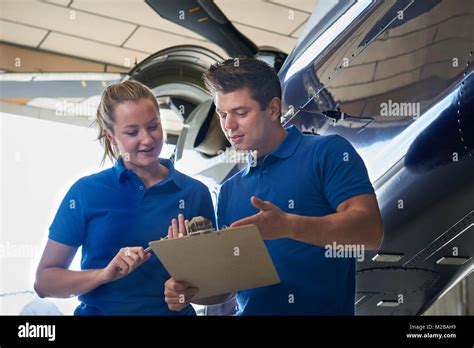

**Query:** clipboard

left=147, top=224, right=280, bottom=300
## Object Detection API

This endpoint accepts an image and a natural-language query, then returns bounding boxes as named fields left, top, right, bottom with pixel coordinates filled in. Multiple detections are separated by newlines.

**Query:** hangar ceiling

left=0, top=0, right=317, bottom=72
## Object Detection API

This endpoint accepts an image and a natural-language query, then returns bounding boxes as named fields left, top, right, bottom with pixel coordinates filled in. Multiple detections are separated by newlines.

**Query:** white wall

left=0, top=112, right=109, bottom=315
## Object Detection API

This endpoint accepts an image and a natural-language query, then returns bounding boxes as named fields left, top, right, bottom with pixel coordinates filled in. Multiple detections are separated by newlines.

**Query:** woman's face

left=106, top=98, right=163, bottom=169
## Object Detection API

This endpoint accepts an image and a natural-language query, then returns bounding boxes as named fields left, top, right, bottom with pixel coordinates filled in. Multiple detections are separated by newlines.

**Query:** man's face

left=215, top=87, right=273, bottom=153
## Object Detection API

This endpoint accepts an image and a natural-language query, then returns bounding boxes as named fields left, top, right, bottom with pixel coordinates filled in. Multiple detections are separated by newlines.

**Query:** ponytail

left=94, top=80, right=159, bottom=165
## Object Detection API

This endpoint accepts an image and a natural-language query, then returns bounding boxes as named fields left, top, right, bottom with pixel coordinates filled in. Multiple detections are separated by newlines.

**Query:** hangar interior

left=0, top=0, right=472, bottom=316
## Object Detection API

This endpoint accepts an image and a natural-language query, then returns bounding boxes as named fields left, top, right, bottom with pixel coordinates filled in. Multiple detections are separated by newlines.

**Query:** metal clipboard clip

left=143, top=216, right=214, bottom=253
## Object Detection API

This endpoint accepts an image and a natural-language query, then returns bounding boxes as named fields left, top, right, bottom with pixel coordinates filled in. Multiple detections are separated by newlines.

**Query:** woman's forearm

left=35, top=267, right=106, bottom=299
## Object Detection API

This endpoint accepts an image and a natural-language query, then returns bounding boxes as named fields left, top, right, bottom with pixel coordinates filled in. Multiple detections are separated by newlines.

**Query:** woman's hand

left=100, top=246, right=151, bottom=283
left=167, top=213, right=189, bottom=238
left=163, top=214, right=195, bottom=311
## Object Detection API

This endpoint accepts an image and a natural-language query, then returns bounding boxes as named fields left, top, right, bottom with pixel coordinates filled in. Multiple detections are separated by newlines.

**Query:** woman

left=35, top=80, right=215, bottom=315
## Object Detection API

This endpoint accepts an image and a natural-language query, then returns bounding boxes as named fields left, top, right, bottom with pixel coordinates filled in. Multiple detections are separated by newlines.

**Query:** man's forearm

left=286, top=209, right=383, bottom=249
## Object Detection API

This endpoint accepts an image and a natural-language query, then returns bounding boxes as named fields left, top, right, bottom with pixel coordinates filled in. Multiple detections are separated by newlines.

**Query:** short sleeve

left=48, top=179, right=87, bottom=247
left=318, top=135, right=375, bottom=210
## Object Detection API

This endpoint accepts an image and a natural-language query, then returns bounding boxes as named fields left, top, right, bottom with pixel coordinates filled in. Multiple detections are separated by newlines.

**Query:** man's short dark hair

left=203, top=57, right=282, bottom=110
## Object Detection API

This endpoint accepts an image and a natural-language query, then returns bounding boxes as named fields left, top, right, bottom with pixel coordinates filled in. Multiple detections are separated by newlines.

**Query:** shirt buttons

left=139, top=186, right=144, bottom=191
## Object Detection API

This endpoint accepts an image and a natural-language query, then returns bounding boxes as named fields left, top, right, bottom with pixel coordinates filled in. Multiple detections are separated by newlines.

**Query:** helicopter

left=129, top=0, right=474, bottom=315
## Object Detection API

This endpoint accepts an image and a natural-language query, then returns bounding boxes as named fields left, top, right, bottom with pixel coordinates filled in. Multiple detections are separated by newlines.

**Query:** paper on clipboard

left=148, top=224, right=280, bottom=300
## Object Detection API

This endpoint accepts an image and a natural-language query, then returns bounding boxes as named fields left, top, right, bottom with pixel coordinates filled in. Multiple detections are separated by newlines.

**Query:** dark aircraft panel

left=278, top=0, right=473, bottom=315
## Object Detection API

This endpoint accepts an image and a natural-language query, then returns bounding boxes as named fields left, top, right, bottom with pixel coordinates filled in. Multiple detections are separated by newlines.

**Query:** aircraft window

left=291, top=0, right=357, bottom=61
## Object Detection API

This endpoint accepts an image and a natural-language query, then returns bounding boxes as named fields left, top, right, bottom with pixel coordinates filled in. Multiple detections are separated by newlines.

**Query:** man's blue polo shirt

left=49, top=157, right=216, bottom=315
left=217, top=126, right=375, bottom=315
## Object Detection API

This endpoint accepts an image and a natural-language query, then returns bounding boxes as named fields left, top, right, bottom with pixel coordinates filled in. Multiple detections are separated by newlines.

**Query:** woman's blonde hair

left=95, top=80, right=159, bottom=165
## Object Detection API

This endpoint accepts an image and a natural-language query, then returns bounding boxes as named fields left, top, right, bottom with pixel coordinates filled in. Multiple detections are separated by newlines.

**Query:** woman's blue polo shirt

left=49, top=157, right=216, bottom=315
left=217, top=126, right=375, bottom=315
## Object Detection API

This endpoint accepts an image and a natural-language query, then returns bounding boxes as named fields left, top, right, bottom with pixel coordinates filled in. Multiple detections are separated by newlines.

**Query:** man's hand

left=230, top=196, right=292, bottom=240
left=164, top=278, right=199, bottom=311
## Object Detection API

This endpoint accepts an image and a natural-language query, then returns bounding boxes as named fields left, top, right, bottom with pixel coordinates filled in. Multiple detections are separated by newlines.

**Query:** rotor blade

left=145, top=0, right=258, bottom=57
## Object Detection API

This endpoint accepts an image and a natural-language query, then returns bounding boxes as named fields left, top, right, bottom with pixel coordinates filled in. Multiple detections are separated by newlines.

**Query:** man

left=164, top=57, right=383, bottom=315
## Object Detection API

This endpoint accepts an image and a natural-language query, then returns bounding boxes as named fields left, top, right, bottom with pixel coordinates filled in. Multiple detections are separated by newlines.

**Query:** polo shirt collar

left=113, top=157, right=184, bottom=189
left=242, top=125, right=302, bottom=176
left=271, top=125, right=302, bottom=159
left=160, top=158, right=185, bottom=189
left=113, top=157, right=128, bottom=182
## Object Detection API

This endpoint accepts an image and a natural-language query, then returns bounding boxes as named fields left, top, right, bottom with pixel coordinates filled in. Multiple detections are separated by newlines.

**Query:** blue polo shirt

left=217, top=126, right=375, bottom=315
left=49, top=157, right=216, bottom=315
